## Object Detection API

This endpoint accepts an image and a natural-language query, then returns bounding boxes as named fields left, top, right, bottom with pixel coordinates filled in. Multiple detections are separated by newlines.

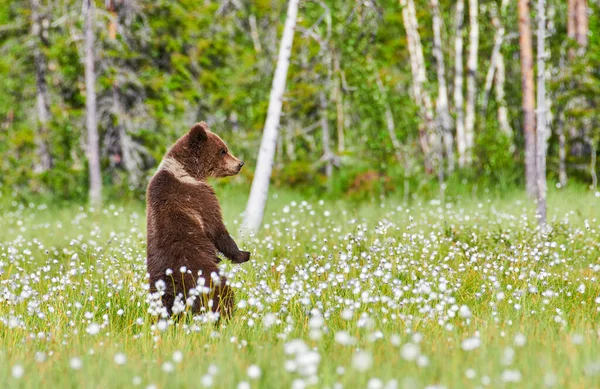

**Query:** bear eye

left=220, top=148, right=227, bottom=156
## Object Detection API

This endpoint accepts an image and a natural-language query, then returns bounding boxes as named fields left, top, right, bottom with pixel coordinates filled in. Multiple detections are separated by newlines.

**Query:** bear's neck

left=159, top=154, right=207, bottom=185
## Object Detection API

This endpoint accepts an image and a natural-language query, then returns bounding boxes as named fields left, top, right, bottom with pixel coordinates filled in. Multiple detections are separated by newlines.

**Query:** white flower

left=291, top=379, right=306, bottom=389
left=237, top=383, right=250, bottom=389
left=86, top=323, right=100, bottom=335
left=173, top=350, right=183, bottom=363
left=35, top=352, right=46, bottom=363
left=114, top=353, right=127, bottom=365
left=201, top=374, right=213, bottom=387
left=544, top=372, right=557, bottom=387
left=247, top=365, right=261, bottom=379
left=341, top=308, right=353, bottom=320
left=416, top=355, right=429, bottom=368
left=458, top=305, right=472, bottom=319
left=335, top=331, right=356, bottom=346
left=514, top=333, right=526, bottom=347
left=367, top=378, right=383, bottom=389
left=162, top=362, right=174, bottom=373
left=263, top=313, right=277, bottom=328
left=400, top=343, right=420, bottom=361
left=502, top=347, right=515, bottom=365
left=70, top=357, right=83, bottom=370
left=352, top=350, right=373, bottom=372
left=157, top=320, right=168, bottom=331
left=208, top=364, right=219, bottom=375
left=12, top=364, right=24, bottom=379
left=461, top=337, right=481, bottom=351
left=571, top=334, right=584, bottom=345
left=501, top=369, right=522, bottom=383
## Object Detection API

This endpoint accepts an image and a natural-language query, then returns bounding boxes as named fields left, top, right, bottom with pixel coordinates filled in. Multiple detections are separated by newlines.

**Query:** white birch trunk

left=333, top=52, right=345, bottom=153
left=481, top=3, right=503, bottom=114
left=536, top=0, right=547, bottom=225
left=402, top=0, right=437, bottom=172
left=249, top=14, right=262, bottom=53
left=84, top=0, right=102, bottom=206
left=31, top=0, right=52, bottom=173
left=495, top=55, right=512, bottom=140
left=464, top=0, right=479, bottom=163
left=454, top=0, right=466, bottom=167
left=374, top=69, right=402, bottom=164
left=431, top=0, right=454, bottom=172
left=242, top=0, right=299, bottom=233
left=319, top=91, right=333, bottom=179
left=495, top=0, right=512, bottom=139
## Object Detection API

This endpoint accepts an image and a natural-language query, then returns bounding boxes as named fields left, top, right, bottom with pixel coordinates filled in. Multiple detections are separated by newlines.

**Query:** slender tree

left=431, top=0, right=454, bottom=172
left=374, top=66, right=402, bottom=165
left=401, top=0, right=437, bottom=173
left=106, top=0, right=117, bottom=40
left=494, top=0, right=512, bottom=140
left=536, top=0, right=547, bottom=224
left=575, top=0, right=588, bottom=50
left=464, top=0, right=478, bottom=163
left=31, top=0, right=53, bottom=173
left=481, top=2, right=502, bottom=114
left=518, top=0, right=536, bottom=198
left=84, top=0, right=102, bottom=206
left=333, top=52, right=345, bottom=153
left=454, top=0, right=466, bottom=167
left=242, top=0, right=299, bottom=233
left=319, top=91, right=333, bottom=179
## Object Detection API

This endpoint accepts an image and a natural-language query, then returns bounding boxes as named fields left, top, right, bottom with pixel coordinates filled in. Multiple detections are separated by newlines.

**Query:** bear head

left=169, top=122, right=244, bottom=181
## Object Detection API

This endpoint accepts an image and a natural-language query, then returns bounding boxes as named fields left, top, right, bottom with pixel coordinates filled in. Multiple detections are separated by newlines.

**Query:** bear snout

left=238, top=161, right=244, bottom=171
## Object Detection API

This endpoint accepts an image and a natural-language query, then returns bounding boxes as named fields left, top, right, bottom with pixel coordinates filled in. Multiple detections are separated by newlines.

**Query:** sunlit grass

left=1, top=187, right=600, bottom=388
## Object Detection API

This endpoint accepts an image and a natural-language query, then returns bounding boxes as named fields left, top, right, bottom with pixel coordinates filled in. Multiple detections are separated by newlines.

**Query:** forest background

left=0, top=0, right=598, bottom=207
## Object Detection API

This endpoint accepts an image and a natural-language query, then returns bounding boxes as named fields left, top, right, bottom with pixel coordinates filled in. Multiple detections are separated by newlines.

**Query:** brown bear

left=146, top=122, right=250, bottom=320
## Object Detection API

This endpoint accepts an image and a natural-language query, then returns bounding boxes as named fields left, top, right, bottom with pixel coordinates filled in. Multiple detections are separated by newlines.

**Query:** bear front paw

left=234, top=251, right=250, bottom=264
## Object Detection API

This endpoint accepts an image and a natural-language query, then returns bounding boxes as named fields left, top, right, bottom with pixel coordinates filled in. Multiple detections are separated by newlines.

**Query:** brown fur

left=146, top=122, right=250, bottom=319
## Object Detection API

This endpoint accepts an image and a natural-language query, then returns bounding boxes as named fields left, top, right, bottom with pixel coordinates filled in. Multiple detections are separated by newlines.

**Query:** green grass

left=1, top=187, right=600, bottom=388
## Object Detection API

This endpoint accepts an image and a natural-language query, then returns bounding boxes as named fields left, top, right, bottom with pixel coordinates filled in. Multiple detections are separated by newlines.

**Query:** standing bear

left=146, top=122, right=250, bottom=319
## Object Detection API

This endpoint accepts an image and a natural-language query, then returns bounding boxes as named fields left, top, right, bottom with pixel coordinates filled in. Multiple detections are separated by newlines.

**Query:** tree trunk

left=333, top=52, right=345, bottom=153
left=401, top=0, right=437, bottom=173
left=568, top=0, right=576, bottom=45
left=242, top=0, right=299, bottom=233
left=480, top=2, right=503, bottom=115
left=575, top=0, right=588, bottom=50
left=110, top=85, right=143, bottom=186
left=31, top=0, right=52, bottom=173
left=249, top=14, right=262, bottom=53
left=589, top=137, right=597, bottom=190
left=431, top=0, right=454, bottom=173
left=557, top=112, right=567, bottom=187
left=106, top=0, right=117, bottom=40
left=454, top=0, right=466, bottom=167
left=84, top=0, right=102, bottom=206
left=464, top=0, right=479, bottom=163
left=374, top=68, right=402, bottom=164
left=536, top=0, right=547, bottom=225
left=319, top=91, right=333, bottom=180
left=495, top=52, right=513, bottom=140
left=518, top=0, right=537, bottom=198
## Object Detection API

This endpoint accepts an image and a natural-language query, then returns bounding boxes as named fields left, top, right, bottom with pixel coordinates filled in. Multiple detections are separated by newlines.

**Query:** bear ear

left=189, top=122, right=209, bottom=143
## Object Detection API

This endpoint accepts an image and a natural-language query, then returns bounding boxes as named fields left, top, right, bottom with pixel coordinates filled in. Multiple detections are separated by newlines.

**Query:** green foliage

left=0, top=0, right=599, bottom=202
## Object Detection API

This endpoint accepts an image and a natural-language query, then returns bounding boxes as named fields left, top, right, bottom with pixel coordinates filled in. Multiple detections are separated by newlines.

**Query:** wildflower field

left=1, top=189, right=600, bottom=389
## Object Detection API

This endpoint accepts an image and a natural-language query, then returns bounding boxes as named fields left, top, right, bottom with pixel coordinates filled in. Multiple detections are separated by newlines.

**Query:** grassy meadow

left=1, top=187, right=600, bottom=389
